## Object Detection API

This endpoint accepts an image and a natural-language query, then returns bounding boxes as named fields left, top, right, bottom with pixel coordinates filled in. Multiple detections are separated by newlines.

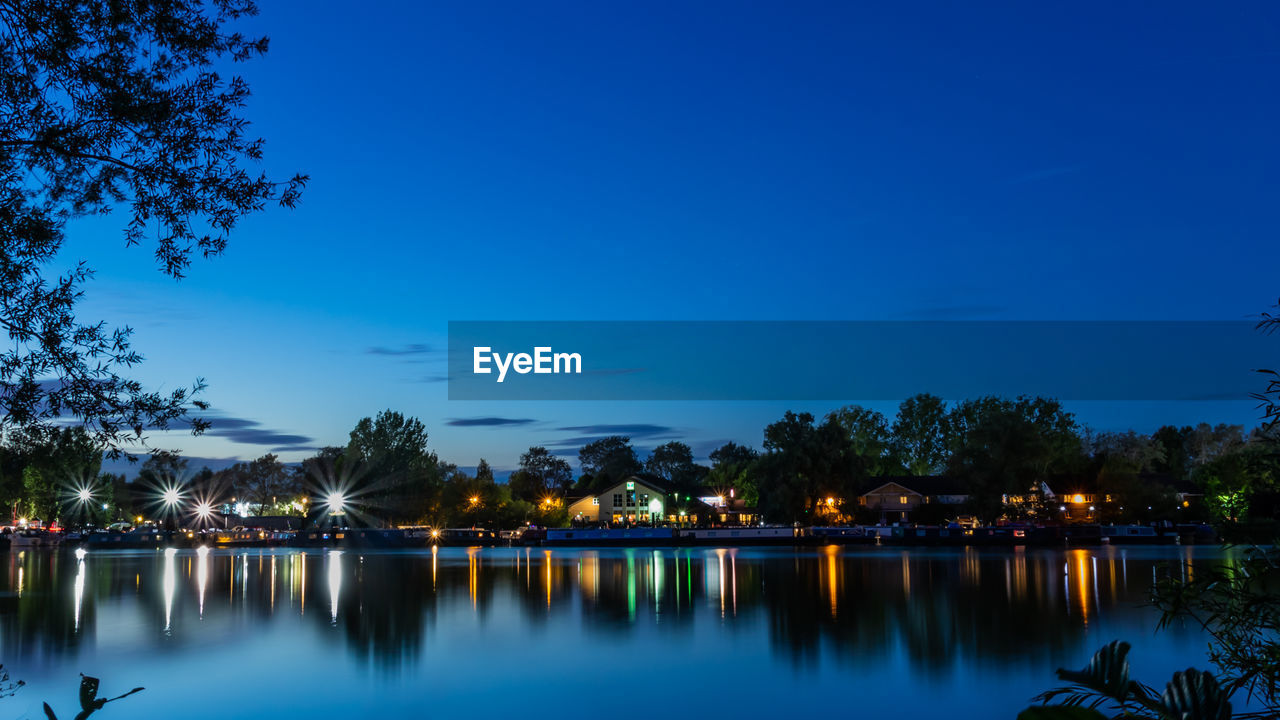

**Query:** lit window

left=592, top=498, right=599, bottom=506
left=899, top=495, right=909, bottom=504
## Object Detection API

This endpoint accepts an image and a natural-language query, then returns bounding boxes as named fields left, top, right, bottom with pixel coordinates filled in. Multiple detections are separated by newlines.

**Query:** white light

left=77, top=488, right=92, bottom=502
left=101, top=503, right=108, bottom=510
left=74, top=548, right=87, bottom=560
left=162, top=488, right=180, bottom=506
left=195, top=502, right=213, bottom=519
left=326, top=492, right=346, bottom=513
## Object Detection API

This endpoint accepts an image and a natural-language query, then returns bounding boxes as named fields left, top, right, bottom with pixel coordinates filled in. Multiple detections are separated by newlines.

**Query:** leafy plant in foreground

left=1020, top=640, right=1239, bottom=720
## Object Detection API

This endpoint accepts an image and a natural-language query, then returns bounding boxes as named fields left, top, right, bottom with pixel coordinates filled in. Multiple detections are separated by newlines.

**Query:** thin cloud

left=556, top=424, right=675, bottom=437
left=366, top=344, right=435, bottom=357
left=188, top=413, right=315, bottom=448
left=446, top=417, right=538, bottom=427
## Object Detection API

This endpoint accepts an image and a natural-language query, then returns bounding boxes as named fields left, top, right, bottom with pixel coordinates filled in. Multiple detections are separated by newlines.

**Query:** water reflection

left=163, top=548, right=176, bottom=633
left=196, top=546, right=208, bottom=617
left=0, top=545, right=1219, bottom=676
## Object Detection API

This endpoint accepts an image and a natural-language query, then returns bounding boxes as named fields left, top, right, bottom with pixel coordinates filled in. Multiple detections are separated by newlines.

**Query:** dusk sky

left=57, top=1, right=1280, bottom=475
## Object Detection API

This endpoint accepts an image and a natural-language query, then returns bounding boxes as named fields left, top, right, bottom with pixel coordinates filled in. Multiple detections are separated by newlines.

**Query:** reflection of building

left=859, top=477, right=969, bottom=521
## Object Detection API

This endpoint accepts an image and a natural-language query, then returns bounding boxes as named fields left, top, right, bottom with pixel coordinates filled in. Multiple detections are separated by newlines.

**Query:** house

left=566, top=475, right=734, bottom=526
left=859, top=476, right=969, bottom=521
left=1039, top=477, right=1105, bottom=521
left=567, top=475, right=671, bottom=525
left=1043, top=473, right=1203, bottom=520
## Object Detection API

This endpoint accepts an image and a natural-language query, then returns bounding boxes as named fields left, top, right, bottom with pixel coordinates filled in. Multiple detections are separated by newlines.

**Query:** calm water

left=0, top=545, right=1228, bottom=719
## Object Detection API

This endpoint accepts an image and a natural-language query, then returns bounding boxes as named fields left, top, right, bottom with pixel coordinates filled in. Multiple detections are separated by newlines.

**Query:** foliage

left=827, top=404, right=903, bottom=476
left=0, top=0, right=304, bottom=452
left=41, top=674, right=143, bottom=720
left=0, top=664, right=23, bottom=699
left=1, top=425, right=102, bottom=521
left=1151, top=546, right=1280, bottom=715
left=1022, top=641, right=1235, bottom=720
left=946, top=396, right=1082, bottom=522
left=1255, top=299, right=1280, bottom=431
left=577, top=436, right=641, bottom=492
left=755, top=411, right=865, bottom=522
left=345, top=410, right=441, bottom=524
left=507, top=446, right=572, bottom=502
left=644, top=441, right=707, bottom=493
left=708, top=441, right=758, bottom=506
left=891, top=393, right=952, bottom=475
left=219, top=453, right=296, bottom=514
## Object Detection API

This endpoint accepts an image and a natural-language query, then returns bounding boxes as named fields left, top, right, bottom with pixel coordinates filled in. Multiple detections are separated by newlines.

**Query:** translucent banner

left=447, top=321, right=1273, bottom=401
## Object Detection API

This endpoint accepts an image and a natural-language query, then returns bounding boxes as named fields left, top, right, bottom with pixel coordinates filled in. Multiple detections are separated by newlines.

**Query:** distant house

left=566, top=475, right=739, bottom=526
left=1040, top=477, right=1105, bottom=520
left=567, top=475, right=671, bottom=525
left=1040, top=473, right=1198, bottom=520
left=859, top=476, right=969, bottom=521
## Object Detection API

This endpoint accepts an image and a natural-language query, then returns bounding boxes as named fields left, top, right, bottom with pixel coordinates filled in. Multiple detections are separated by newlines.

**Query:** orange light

left=1071, top=494, right=1085, bottom=504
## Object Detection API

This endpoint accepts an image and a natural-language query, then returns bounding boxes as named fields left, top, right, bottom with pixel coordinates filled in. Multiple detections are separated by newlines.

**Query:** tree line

left=2, top=397, right=1275, bottom=530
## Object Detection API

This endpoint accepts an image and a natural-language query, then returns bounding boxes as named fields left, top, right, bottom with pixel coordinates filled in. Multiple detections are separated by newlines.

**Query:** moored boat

left=680, top=526, right=802, bottom=546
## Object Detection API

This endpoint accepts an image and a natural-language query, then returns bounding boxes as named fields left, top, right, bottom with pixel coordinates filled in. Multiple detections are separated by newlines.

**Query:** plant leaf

left=1018, top=706, right=1109, bottom=720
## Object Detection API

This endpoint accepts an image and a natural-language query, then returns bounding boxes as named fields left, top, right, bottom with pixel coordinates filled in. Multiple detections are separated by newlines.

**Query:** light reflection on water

left=0, top=545, right=1229, bottom=719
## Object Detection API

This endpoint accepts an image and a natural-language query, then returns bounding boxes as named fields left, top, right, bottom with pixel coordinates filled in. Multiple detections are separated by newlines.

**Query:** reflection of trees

left=0, top=551, right=82, bottom=657
left=0, top=546, right=1212, bottom=675
left=317, top=552, right=440, bottom=669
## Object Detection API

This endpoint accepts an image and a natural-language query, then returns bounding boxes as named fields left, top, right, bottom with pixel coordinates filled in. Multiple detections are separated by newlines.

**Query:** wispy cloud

left=190, top=413, right=315, bottom=450
left=446, top=417, right=538, bottom=427
left=366, top=344, right=435, bottom=357
left=556, top=424, right=675, bottom=437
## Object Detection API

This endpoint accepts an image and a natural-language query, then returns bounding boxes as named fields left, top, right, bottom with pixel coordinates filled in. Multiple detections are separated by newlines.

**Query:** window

left=626, top=490, right=636, bottom=507
left=899, top=495, right=910, bottom=504
left=612, top=493, right=623, bottom=507
left=592, top=497, right=599, bottom=506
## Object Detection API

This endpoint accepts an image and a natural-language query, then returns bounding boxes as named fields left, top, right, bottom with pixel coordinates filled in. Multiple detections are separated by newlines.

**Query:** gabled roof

left=596, top=474, right=674, bottom=496
left=865, top=476, right=968, bottom=497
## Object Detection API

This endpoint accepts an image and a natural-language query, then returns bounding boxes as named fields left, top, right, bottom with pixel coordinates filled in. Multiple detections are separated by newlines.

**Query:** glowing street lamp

left=77, top=488, right=93, bottom=503
left=325, top=491, right=347, bottom=515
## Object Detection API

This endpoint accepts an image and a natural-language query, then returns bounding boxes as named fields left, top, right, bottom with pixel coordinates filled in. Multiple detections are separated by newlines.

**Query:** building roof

left=864, top=476, right=969, bottom=497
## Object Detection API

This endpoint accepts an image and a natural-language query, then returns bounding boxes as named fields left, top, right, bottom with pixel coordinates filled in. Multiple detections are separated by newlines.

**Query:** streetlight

left=325, top=491, right=346, bottom=514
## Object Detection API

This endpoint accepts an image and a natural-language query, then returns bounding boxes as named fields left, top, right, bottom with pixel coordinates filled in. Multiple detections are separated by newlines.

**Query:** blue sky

left=57, top=1, right=1280, bottom=475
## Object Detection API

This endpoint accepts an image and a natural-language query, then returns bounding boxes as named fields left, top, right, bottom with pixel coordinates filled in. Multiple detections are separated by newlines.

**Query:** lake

left=0, top=545, right=1229, bottom=719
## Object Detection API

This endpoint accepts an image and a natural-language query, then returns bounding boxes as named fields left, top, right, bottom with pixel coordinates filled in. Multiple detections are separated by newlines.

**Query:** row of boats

left=0, top=522, right=1216, bottom=550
